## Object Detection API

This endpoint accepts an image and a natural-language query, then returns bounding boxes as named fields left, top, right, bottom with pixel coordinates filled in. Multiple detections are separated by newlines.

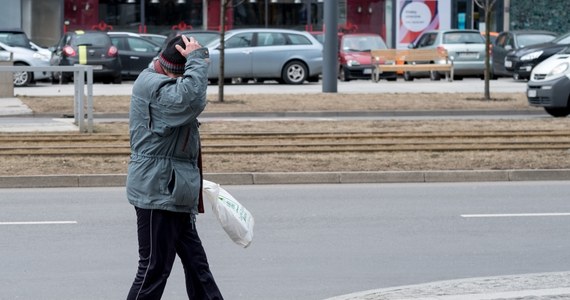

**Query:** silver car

left=405, top=29, right=486, bottom=81
left=527, top=46, right=570, bottom=117
left=0, top=40, right=50, bottom=87
left=206, top=28, right=323, bottom=84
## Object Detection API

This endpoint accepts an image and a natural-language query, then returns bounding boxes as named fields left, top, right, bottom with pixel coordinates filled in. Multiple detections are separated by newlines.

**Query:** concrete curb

left=323, top=271, right=570, bottom=300
left=2, top=169, right=570, bottom=188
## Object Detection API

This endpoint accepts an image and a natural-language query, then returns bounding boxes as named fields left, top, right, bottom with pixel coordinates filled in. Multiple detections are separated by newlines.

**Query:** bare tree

left=217, top=0, right=229, bottom=103
left=474, top=0, right=497, bottom=100
left=217, top=0, right=246, bottom=102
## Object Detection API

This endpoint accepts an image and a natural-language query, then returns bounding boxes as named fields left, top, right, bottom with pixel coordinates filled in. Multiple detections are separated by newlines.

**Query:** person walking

left=126, top=34, right=223, bottom=300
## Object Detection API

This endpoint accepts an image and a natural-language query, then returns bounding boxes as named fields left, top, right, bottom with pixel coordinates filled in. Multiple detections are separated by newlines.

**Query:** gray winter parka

left=126, top=48, right=209, bottom=214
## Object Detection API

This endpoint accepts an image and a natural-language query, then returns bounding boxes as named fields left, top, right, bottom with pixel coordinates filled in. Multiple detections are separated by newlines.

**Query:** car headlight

left=521, top=51, right=543, bottom=61
left=548, top=62, right=569, bottom=77
left=347, top=60, right=360, bottom=67
left=33, top=52, right=50, bottom=62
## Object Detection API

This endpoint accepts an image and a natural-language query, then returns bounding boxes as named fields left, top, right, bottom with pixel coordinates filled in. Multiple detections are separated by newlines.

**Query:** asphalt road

left=1, top=182, right=570, bottom=300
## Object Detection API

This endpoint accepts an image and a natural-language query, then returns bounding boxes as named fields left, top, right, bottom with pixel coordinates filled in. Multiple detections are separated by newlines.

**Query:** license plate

left=363, top=69, right=372, bottom=74
left=458, top=52, right=479, bottom=58
left=527, top=89, right=537, bottom=98
left=505, top=60, right=512, bottom=68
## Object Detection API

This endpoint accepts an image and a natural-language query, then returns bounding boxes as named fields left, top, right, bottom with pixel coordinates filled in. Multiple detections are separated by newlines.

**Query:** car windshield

left=443, top=32, right=484, bottom=44
left=71, top=33, right=109, bottom=47
left=553, top=32, right=570, bottom=45
left=517, top=34, right=556, bottom=48
left=342, top=36, right=386, bottom=52
left=0, top=32, right=31, bottom=49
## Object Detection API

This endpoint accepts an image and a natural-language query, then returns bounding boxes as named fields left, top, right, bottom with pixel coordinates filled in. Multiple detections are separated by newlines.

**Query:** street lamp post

left=322, top=0, right=338, bottom=93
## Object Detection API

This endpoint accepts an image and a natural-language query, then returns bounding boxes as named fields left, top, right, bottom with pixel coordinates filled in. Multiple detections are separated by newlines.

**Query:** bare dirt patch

left=4, top=92, right=565, bottom=176
left=19, top=92, right=533, bottom=114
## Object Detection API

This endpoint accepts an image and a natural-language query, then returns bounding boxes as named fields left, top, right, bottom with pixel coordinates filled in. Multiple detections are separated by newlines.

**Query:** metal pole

left=322, top=0, right=338, bottom=93
left=73, top=70, right=79, bottom=126
left=265, top=0, right=268, bottom=28
left=140, top=0, right=145, bottom=33
left=203, top=0, right=208, bottom=30
left=76, top=69, right=85, bottom=133
left=86, top=66, right=94, bottom=133
left=307, top=0, right=312, bottom=31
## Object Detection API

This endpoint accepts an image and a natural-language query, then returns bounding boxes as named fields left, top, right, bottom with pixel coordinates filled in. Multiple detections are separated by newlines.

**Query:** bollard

left=0, top=52, right=13, bottom=97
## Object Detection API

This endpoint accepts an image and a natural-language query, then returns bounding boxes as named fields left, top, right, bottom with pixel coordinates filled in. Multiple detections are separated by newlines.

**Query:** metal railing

left=0, top=65, right=100, bottom=133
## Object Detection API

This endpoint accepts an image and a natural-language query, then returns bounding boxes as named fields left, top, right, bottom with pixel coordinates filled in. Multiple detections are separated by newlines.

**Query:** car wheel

left=339, top=66, right=350, bottom=82
left=113, top=75, right=122, bottom=84
left=51, top=71, right=69, bottom=84
left=13, top=63, right=32, bottom=87
left=403, top=72, right=414, bottom=81
left=544, top=107, right=570, bottom=117
left=430, top=71, right=441, bottom=81
left=282, top=60, right=308, bottom=84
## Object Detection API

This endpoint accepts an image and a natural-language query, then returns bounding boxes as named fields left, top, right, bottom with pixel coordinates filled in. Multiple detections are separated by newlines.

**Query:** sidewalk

left=325, top=272, right=570, bottom=300
left=0, top=97, right=78, bottom=131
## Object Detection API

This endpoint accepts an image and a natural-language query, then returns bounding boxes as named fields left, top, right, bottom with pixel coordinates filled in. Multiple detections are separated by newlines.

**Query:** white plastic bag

left=202, top=180, right=254, bottom=248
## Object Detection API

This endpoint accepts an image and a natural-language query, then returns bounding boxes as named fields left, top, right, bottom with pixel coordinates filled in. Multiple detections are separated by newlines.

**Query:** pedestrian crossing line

left=461, top=213, right=570, bottom=218
left=0, top=221, right=77, bottom=225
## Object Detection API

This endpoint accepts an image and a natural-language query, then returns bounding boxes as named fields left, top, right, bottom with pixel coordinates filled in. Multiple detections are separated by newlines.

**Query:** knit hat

left=158, top=36, right=186, bottom=75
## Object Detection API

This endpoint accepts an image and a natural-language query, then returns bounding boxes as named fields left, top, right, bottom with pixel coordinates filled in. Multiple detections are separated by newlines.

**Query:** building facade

left=2, top=0, right=569, bottom=48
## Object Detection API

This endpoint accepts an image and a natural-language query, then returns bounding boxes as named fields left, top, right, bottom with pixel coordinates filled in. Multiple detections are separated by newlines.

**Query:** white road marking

left=461, top=213, right=570, bottom=218
left=0, top=221, right=77, bottom=225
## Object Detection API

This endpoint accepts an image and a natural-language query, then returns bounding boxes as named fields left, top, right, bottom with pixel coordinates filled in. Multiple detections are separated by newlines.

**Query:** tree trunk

left=484, top=8, right=491, bottom=100
left=218, top=0, right=227, bottom=102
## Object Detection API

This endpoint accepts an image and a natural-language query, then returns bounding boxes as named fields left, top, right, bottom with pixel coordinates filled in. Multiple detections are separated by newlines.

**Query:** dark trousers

left=127, top=207, right=223, bottom=300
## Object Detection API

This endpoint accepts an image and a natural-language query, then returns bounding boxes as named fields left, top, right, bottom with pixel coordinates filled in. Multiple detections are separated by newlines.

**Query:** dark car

left=505, top=31, right=570, bottom=80
left=50, top=30, right=122, bottom=84
left=338, top=33, right=396, bottom=81
left=107, top=32, right=161, bottom=79
left=492, top=30, right=558, bottom=78
left=139, top=33, right=167, bottom=45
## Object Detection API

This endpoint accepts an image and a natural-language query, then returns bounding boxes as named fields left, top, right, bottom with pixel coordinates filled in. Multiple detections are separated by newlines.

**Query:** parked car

left=163, top=30, right=220, bottom=47
left=0, top=28, right=51, bottom=86
left=50, top=30, right=122, bottom=84
left=206, top=28, right=322, bottom=84
left=310, top=31, right=325, bottom=44
left=505, top=31, right=570, bottom=80
left=139, top=33, right=167, bottom=45
left=338, top=33, right=396, bottom=81
left=492, top=30, right=558, bottom=78
left=107, top=32, right=161, bottom=79
left=481, top=31, right=499, bottom=44
left=405, top=29, right=486, bottom=81
left=527, top=46, right=570, bottom=117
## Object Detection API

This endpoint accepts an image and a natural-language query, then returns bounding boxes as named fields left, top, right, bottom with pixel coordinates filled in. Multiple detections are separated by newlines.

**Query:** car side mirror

left=504, top=45, right=512, bottom=51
